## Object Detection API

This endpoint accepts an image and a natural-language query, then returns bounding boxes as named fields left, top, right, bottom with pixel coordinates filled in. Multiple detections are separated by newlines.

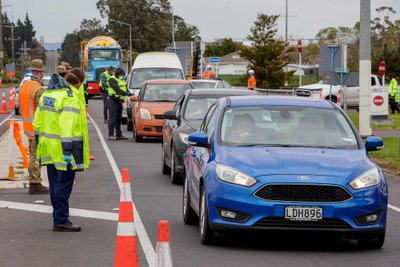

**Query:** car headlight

left=350, top=168, right=381, bottom=189
left=179, top=133, right=189, bottom=144
left=216, top=164, right=256, bottom=187
left=140, top=108, right=151, bottom=120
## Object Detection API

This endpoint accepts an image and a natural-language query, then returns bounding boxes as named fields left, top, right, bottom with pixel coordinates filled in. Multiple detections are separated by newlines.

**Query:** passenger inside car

left=225, top=113, right=257, bottom=143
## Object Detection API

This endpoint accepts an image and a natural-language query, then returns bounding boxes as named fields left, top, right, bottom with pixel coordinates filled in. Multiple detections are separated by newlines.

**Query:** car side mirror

left=130, top=95, right=138, bottom=102
left=188, top=132, right=209, bottom=148
left=365, top=136, right=383, bottom=152
left=163, top=110, right=178, bottom=120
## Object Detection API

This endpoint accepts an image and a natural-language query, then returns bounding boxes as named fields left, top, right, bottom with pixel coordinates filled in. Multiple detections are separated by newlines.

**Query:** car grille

left=154, top=115, right=164, bottom=120
left=156, top=126, right=163, bottom=133
left=296, top=90, right=311, bottom=97
left=254, top=217, right=351, bottom=229
left=254, top=184, right=352, bottom=203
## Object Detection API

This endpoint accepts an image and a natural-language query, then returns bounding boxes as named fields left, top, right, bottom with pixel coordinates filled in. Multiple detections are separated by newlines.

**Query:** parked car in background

left=130, top=79, right=193, bottom=142
left=190, top=79, right=232, bottom=89
left=161, top=88, right=258, bottom=184
left=184, top=95, right=387, bottom=248
left=126, top=52, right=185, bottom=131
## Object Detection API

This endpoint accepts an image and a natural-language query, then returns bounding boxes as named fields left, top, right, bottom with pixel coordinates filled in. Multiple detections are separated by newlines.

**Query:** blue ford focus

left=183, top=96, right=387, bottom=248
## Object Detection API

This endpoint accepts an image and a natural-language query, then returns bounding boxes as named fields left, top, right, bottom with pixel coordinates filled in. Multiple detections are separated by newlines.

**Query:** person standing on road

left=247, top=69, right=257, bottom=90
left=60, top=61, right=72, bottom=73
left=389, top=77, right=399, bottom=114
left=19, top=59, right=49, bottom=194
left=56, top=65, right=67, bottom=78
left=33, top=72, right=86, bottom=232
left=107, top=68, right=128, bottom=140
left=100, top=66, right=116, bottom=123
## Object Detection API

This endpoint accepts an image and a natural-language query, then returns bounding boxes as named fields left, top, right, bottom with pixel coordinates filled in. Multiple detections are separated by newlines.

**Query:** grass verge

left=370, top=138, right=400, bottom=175
left=347, top=113, right=400, bottom=130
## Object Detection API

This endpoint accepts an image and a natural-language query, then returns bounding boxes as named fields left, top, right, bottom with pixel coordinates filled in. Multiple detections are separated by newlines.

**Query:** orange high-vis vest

left=203, top=71, right=216, bottom=80
left=20, top=80, right=42, bottom=138
left=248, top=76, right=256, bottom=90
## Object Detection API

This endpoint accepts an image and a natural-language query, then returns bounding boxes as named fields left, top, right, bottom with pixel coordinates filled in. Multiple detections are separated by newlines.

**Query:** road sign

left=373, top=95, right=384, bottom=106
left=378, top=61, right=385, bottom=76
left=297, top=40, right=302, bottom=54
left=209, top=57, right=220, bottom=63
left=6, top=63, right=16, bottom=77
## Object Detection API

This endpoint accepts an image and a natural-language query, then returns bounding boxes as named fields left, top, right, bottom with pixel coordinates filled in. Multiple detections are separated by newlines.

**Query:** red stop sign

left=378, top=61, right=385, bottom=76
left=297, top=40, right=302, bottom=53
left=373, top=95, right=384, bottom=106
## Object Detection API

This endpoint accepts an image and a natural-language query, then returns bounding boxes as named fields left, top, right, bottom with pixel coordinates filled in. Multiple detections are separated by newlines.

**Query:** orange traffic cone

left=8, top=87, right=15, bottom=109
left=155, top=221, right=173, bottom=267
left=0, top=89, right=9, bottom=114
left=114, top=169, right=139, bottom=267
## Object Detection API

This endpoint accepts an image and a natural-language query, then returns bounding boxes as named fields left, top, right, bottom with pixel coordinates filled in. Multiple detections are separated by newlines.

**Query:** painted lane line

left=0, top=112, right=15, bottom=127
left=389, top=204, right=400, bottom=213
left=0, top=200, right=118, bottom=221
left=89, top=114, right=155, bottom=267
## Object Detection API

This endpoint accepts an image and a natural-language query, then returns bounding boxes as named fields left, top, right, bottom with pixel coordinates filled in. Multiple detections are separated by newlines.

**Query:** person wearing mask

left=33, top=72, right=86, bottom=232
left=107, top=68, right=129, bottom=140
left=99, top=66, right=116, bottom=123
left=389, top=77, right=399, bottom=114
left=202, top=65, right=216, bottom=80
left=19, top=59, right=49, bottom=194
left=247, top=69, right=256, bottom=90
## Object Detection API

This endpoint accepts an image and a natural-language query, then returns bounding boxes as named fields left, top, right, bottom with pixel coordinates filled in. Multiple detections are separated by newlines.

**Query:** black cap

left=115, top=68, right=125, bottom=77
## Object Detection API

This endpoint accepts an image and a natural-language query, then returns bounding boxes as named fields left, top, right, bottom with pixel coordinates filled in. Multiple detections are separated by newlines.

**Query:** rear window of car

left=220, top=105, right=359, bottom=149
left=191, top=81, right=216, bottom=88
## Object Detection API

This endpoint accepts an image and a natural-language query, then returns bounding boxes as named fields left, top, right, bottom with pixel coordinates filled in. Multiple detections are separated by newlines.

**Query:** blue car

left=183, top=96, right=387, bottom=248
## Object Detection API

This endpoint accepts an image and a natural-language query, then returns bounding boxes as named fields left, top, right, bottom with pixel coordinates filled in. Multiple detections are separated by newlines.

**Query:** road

left=45, top=51, right=59, bottom=73
left=1, top=98, right=400, bottom=266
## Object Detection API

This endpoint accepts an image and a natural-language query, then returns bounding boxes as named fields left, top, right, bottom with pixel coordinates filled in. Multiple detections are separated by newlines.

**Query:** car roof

left=187, top=88, right=257, bottom=96
left=190, top=79, right=218, bottom=83
left=145, top=79, right=191, bottom=85
left=221, top=95, right=336, bottom=109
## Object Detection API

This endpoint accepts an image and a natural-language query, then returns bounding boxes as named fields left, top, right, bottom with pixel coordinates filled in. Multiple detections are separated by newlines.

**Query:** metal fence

left=255, top=88, right=297, bottom=96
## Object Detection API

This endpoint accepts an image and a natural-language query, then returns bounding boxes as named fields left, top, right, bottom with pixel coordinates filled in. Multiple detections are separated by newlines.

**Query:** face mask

left=118, top=76, right=124, bottom=79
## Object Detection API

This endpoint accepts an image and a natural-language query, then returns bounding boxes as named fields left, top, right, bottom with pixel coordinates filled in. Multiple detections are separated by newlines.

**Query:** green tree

left=174, top=15, right=200, bottom=42
left=204, top=38, right=237, bottom=57
left=60, top=31, right=81, bottom=68
left=239, top=13, right=292, bottom=88
left=79, top=18, right=107, bottom=40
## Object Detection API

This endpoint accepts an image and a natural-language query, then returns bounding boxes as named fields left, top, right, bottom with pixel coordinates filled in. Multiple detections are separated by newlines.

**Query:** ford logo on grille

left=298, top=176, right=311, bottom=181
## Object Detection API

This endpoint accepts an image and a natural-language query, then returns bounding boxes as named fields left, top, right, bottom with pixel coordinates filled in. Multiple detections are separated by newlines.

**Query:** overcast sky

left=7, top=0, right=400, bottom=43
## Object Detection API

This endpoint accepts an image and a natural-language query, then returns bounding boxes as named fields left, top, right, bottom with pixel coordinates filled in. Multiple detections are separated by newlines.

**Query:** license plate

left=285, top=206, right=323, bottom=221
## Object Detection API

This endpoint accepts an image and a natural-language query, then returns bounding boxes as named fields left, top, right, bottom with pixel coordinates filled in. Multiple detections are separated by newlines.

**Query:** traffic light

left=190, top=51, right=202, bottom=79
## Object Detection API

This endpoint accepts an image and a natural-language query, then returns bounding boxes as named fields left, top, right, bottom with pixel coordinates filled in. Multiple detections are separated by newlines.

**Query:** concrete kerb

left=0, top=120, right=48, bottom=189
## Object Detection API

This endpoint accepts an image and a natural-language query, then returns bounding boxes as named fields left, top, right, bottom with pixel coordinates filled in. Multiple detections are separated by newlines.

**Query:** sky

left=7, top=0, right=400, bottom=43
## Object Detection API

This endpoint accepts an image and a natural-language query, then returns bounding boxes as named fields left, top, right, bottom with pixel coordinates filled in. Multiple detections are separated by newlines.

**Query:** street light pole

left=109, top=19, right=132, bottom=71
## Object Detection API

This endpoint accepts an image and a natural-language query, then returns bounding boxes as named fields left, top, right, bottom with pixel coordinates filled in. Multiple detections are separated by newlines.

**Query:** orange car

left=130, top=79, right=193, bottom=142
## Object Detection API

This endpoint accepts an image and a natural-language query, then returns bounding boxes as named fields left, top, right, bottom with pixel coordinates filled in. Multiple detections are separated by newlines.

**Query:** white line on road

left=0, top=200, right=118, bottom=221
left=0, top=112, right=15, bottom=127
left=89, top=114, right=156, bottom=267
left=389, top=204, right=400, bottom=213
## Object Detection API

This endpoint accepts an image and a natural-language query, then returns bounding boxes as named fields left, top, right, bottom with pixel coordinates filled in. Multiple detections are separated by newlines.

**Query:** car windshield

left=129, top=68, right=184, bottom=89
left=191, top=81, right=217, bottom=88
left=184, top=97, right=219, bottom=120
left=89, top=49, right=120, bottom=60
left=142, top=84, right=190, bottom=102
left=220, top=106, right=358, bottom=149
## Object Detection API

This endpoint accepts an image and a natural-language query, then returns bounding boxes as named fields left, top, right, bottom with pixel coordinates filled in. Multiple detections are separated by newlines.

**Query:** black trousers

left=389, top=97, right=400, bottom=114
left=101, top=92, right=108, bottom=120
left=107, top=97, right=122, bottom=137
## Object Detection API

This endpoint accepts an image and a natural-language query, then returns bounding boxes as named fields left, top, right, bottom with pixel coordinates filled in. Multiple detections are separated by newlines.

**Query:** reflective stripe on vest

left=20, top=81, right=41, bottom=138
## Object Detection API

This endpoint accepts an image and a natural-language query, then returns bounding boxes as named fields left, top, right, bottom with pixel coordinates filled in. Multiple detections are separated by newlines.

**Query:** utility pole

left=359, top=0, right=372, bottom=136
left=5, top=23, right=19, bottom=63
left=285, top=0, right=288, bottom=44
left=0, top=0, right=4, bottom=72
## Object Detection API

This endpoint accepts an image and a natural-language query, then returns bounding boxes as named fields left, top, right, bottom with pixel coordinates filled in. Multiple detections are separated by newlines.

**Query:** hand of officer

left=63, top=154, right=73, bottom=164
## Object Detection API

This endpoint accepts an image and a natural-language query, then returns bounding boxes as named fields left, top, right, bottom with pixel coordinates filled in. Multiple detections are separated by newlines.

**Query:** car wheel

left=127, top=120, right=133, bottom=131
left=161, top=143, right=171, bottom=175
left=171, top=146, right=182, bottom=184
left=200, top=186, right=215, bottom=245
left=132, top=120, right=142, bottom=142
left=183, top=175, right=198, bottom=225
left=357, top=232, right=385, bottom=249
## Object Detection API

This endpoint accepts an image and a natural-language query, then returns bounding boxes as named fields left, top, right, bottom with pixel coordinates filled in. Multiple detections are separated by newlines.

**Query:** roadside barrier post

left=154, top=220, right=173, bottom=267
left=4, top=121, right=16, bottom=179
left=0, top=89, right=9, bottom=114
left=114, top=169, right=139, bottom=267
left=8, top=87, right=15, bottom=109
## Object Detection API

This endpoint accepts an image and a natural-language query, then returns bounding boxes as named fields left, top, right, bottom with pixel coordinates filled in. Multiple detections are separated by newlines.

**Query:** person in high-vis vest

left=107, top=68, right=128, bottom=140
left=99, top=66, right=116, bottom=123
left=33, top=73, right=87, bottom=232
left=247, top=69, right=256, bottom=90
left=19, top=59, right=49, bottom=194
left=389, top=77, right=400, bottom=114
left=202, top=65, right=216, bottom=80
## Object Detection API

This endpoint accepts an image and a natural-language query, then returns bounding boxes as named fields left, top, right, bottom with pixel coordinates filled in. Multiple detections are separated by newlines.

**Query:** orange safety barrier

left=155, top=220, right=173, bottom=267
left=0, top=89, right=9, bottom=114
left=114, top=169, right=139, bottom=267
left=8, top=86, right=15, bottom=109
left=8, top=121, right=29, bottom=169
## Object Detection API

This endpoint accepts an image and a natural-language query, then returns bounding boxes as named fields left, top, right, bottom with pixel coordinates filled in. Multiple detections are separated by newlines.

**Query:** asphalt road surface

left=1, top=98, right=400, bottom=267
left=45, top=51, right=59, bottom=73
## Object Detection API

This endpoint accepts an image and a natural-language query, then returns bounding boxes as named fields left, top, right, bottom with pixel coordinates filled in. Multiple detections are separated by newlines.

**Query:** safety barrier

left=155, top=221, right=173, bottom=267
left=8, top=87, right=15, bottom=109
left=0, top=89, right=9, bottom=114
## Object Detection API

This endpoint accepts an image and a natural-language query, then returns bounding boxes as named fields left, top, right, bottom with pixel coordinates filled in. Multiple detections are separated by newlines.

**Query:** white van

left=125, top=52, right=185, bottom=131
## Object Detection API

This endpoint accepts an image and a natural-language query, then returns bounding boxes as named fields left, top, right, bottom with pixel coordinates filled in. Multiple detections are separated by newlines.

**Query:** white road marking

left=89, top=114, right=156, bottom=267
left=0, top=200, right=118, bottom=221
left=0, top=112, right=15, bottom=127
left=389, top=204, right=400, bottom=213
